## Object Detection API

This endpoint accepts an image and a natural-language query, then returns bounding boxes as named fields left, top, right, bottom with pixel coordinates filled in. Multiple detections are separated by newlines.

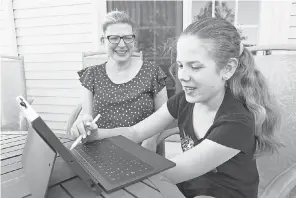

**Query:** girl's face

left=104, top=23, right=135, bottom=64
left=176, top=35, right=226, bottom=104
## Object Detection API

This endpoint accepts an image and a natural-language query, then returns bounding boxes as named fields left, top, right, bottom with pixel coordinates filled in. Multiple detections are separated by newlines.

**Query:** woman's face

left=176, top=35, right=226, bottom=104
left=104, top=23, right=135, bottom=64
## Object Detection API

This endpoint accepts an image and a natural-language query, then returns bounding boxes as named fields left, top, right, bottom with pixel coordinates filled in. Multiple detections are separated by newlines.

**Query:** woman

left=70, top=11, right=168, bottom=151
left=74, top=18, right=282, bottom=198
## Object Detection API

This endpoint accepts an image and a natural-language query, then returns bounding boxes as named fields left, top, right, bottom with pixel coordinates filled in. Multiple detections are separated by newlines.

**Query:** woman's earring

left=100, top=36, right=104, bottom=45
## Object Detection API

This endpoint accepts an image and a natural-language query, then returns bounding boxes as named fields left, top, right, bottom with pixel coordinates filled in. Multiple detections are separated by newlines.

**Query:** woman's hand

left=70, top=114, right=98, bottom=142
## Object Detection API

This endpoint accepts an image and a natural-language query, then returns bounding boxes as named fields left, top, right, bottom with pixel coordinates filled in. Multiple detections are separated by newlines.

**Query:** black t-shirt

left=166, top=89, right=259, bottom=198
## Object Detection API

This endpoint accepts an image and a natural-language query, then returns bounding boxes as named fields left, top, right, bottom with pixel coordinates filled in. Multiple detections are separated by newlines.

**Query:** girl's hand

left=70, top=114, right=98, bottom=141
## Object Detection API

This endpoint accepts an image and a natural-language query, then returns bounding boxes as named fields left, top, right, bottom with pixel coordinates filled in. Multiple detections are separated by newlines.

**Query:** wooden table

left=1, top=131, right=185, bottom=198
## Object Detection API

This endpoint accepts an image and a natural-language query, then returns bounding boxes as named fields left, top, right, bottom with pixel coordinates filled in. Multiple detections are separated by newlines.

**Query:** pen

left=70, top=114, right=101, bottom=150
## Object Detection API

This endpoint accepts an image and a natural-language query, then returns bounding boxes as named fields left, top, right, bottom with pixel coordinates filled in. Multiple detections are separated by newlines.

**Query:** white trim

left=183, top=0, right=192, bottom=30
left=236, top=25, right=258, bottom=28
left=258, top=0, right=292, bottom=45
left=212, top=0, right=215, bottom=18
left=234, top=0, right=239, bottom=26
left=92, top=0, right=106, bottom=51
left=6, top=0, right=18, bottom=56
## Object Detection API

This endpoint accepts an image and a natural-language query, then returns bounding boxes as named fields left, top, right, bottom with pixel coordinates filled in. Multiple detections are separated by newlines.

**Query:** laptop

left=16, top=96, right=175, bottom=196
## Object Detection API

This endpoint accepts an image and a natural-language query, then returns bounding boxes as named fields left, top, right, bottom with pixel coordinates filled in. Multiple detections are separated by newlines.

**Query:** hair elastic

left=239, top=42, right=244, bottom=56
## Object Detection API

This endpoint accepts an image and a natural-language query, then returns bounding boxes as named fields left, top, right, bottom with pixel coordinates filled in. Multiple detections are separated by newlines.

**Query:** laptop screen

left=16, top=96, right=103, bottom=195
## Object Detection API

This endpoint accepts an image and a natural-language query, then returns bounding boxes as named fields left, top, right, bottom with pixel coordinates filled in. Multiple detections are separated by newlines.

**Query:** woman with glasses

left=70, top=11, right=168, bottom=151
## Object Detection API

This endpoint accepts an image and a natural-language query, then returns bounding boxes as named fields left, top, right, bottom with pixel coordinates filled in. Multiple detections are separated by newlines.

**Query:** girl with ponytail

left=73, top=17, right=282, bottom=198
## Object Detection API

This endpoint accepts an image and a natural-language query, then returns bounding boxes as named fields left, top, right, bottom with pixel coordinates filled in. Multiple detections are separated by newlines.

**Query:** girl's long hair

left=182, top=18, right=282, bottom=157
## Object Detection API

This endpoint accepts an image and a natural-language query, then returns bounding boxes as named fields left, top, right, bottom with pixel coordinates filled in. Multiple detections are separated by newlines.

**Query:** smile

left=114, top=50, right=128, bottom=55
left=183, top=86, right=197, bottom=94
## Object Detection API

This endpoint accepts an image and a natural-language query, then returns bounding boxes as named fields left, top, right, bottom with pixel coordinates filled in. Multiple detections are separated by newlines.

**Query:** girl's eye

left=177, top=63, right=183, bottom=68
left=191, top=67, right=201, bottom=71
left=191, top=63, right=202, bottom=70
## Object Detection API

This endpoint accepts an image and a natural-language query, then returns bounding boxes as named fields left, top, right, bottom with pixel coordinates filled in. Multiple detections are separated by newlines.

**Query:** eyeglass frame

left=102, top=34, right=136, bottom=44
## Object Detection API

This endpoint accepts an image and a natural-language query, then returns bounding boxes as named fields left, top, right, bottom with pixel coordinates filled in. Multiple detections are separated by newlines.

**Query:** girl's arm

left=161, top=139, right=240, bottom=184
left=141, top=87, right=168, bottom=151
left=153, top=87, right=168, bottom=110
left=90, top=102, right=175, bottom=143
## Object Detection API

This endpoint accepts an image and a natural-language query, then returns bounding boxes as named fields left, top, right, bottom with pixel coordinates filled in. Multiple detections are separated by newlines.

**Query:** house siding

left=289, top=1, right=296, bottom=43
left=0, top=0, right=17, bottom=55
left=0, top=6, right=9, bottom=54
left=13, top=0, right=98, bottom=133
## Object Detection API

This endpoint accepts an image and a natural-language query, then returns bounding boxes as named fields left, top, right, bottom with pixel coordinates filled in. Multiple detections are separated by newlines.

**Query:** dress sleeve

left=166, top=91, right=184, bottom=119
left=207, top=122, right=255, bottom=154
left=152, top=64, right=167, bottom=95
left=77, top=66, right=95, bottom=94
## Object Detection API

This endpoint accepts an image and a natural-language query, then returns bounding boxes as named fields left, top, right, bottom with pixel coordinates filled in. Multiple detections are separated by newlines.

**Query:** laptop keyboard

left=74, top=139, right=153, bottom=183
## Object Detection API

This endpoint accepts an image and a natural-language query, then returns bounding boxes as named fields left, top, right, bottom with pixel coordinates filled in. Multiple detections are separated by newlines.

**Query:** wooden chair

left=158, top=44, right=296, bottom=197
left=0, top=55, right=32, bottom=131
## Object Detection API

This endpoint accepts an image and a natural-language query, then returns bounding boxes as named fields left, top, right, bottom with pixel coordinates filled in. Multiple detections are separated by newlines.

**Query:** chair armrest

left=19, top=98, right=35, bottom=131
left=157, top=127, right=180, bottom=145
left=65, top=104, right=82, bottom=136
left=260, top=163, right=296, bottom=198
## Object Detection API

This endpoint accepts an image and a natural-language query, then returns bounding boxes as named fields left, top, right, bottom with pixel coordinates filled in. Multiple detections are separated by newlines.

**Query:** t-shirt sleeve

left=207, top=122, right=255, bottom=154
left=166, top=91, right=184, bottom=119
left=151, top=64, right=167, bottom=96
left=77, top=66, right=95, bottom=94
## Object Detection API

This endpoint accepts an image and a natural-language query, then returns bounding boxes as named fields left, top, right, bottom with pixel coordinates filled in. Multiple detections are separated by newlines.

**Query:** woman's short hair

left=102, top=10, right=134, bottom=33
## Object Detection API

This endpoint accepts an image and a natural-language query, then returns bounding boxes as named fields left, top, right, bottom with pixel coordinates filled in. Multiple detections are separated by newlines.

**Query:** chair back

left=1, top=56, right=28, bottom=131
left=82, top=51, right=143, bottom=69
left=247, top=45, right=296, bottom=192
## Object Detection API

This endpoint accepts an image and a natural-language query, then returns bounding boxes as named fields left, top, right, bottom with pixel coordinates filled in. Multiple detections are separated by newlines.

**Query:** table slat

left=49, top=157, right=77, bottom=186
left=102, top=190, right=135, bottom=198
left=47, top=185, right=72, bottom=198
left=0, top=135, right=24, bottom=142
left=1, top=168, right=24, bottom=182
left=1, top=131, right=27, bottom=135
left=146, top=175, right=185, bottom=198
left=1, top=136, right=27, bottom=148
left=0, top=149, right=22, bottom=160
left=1, top=144, right=25, bottom=155
left=1, top=161, right=22, bottom=175
left=61, top=177, right=103, bottom=198
left=1, top=155, right=22, bottom=167
left=141, top=179, right=159, bottom=192
left=1, top=175, right=31, bottom=198
left=124, top=182, right=162, bottom=198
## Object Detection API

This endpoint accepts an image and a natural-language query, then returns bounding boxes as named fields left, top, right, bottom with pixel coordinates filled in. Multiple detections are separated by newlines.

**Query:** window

left=191, top=0, right=260, bottom=46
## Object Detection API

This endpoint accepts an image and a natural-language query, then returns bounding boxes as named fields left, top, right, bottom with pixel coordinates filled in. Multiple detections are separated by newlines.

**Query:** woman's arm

left=81, top=88, right=93, bottom=116
left=161, top=139, right=240, bottom=184
left=70, top=88, right=93, bottom=137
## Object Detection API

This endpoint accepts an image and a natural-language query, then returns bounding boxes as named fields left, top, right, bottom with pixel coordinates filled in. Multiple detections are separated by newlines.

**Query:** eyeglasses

left=104, top=35, right=136, bottom=44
